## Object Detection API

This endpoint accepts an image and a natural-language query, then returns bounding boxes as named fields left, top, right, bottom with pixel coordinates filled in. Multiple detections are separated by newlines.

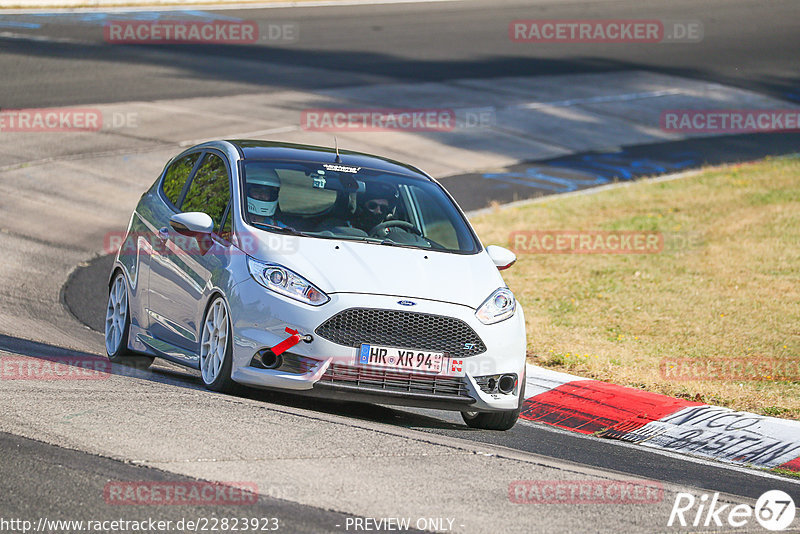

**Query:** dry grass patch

left=470, top=156, right=800, bottom=418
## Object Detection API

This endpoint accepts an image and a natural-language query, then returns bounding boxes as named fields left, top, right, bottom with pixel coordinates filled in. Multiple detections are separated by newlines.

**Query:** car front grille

left=314, top=308, right=486, bottom=358
left=320, top=364, right=471, bottom=398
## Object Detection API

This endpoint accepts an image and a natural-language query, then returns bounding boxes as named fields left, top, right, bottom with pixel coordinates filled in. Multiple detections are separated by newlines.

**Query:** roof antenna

left=334, top=136, right=342, bottom=163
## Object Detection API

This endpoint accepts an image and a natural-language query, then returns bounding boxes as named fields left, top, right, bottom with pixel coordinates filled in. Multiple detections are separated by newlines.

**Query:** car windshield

left=241, top=160, right=479, bottom=253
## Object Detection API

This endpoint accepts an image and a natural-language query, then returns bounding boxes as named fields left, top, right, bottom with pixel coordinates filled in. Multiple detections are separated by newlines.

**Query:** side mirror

left=486, top=245, right=516, bottom=271
left=170, top=212, right=214, bottom=235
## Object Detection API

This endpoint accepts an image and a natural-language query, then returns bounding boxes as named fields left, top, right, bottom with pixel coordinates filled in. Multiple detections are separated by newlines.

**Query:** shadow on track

left=0, top=432, right=366, bottom=533
left=0, top=332, right=464, bottom=431
left=3, top=31, right=800, bottom=105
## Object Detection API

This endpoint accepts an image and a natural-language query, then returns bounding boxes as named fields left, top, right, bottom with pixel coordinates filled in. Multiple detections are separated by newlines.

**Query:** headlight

left=247, top=257, right=329, bottom=306
left=475, top=288, right=516, bottom=324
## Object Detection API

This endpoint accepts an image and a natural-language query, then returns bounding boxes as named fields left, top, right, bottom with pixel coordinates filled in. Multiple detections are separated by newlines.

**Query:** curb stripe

left=521, top=365, right=800, bottom=473
left=520, top=379, right=702, bottom=434
left=779, top=457, right=800, bottom=472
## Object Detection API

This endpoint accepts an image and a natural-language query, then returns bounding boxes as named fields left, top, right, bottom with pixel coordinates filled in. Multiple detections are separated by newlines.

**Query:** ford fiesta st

left=105, top=140, right=527, bottom=430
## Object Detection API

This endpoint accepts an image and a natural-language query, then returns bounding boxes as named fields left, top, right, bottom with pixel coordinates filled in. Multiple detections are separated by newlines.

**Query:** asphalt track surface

left=0, top=431, right=363, bottom=533
left=1, top=0, right=799, bottom=108
left=3, top=0, right=800, bottom=531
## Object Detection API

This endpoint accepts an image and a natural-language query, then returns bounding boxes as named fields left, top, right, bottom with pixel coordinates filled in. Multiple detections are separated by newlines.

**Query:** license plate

left=358, top=344, right=443, bottom=373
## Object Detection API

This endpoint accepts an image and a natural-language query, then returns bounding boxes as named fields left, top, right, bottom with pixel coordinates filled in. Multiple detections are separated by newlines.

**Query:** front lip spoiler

left=308, top=382, right=476, bottom=411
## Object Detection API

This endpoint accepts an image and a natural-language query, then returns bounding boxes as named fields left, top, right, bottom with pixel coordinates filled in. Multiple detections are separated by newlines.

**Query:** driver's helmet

left=246, top=167, right=281, bottom=218
left=355, top=181, right=399, bottom=229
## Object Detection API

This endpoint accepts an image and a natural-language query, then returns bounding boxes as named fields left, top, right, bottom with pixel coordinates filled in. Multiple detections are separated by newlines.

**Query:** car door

left=147, top=150, right=233, bottom=352
left=137, top=150, right=201, bottom=341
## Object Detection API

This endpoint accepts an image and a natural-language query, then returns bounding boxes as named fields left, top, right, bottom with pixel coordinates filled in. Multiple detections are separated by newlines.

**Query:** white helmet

left=246, top=168, right=281, bottom=218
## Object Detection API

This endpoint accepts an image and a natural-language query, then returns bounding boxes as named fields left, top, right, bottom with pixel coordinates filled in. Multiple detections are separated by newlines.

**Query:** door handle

left=158, top=227, right=169, bottom=241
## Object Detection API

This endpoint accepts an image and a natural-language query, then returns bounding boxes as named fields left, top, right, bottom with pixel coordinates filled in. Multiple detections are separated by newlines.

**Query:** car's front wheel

left=105, top=272, right=153, bottom=369
left=199, top=296, right=236, bottom=393
left=461, top=409, right=520, bottom=431
left=462, top=371, right=525, bottom=431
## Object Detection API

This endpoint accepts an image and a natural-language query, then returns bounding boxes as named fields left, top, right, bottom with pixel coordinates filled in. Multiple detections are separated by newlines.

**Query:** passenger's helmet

left=246, top=167, right=281, bottom=218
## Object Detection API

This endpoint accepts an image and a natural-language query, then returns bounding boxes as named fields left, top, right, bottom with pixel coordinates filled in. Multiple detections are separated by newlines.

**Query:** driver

left=246, top=168, right=286, bottom=227
left=352, top=181, right=399, bottom=233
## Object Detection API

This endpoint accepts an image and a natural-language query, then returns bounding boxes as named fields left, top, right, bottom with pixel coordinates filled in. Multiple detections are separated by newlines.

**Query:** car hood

left=239, top=230, right=506, bottom=309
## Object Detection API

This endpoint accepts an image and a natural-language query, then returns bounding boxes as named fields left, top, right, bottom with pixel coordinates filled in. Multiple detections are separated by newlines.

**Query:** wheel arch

left=108, top=265, right=124, bottom=288
left=108, top=262, right=134, bottom=291
left=201, top=289, right=229, bottom=322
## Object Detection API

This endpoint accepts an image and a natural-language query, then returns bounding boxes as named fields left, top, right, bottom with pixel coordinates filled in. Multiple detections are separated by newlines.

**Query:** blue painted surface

left=782, top=92, right=800, bottom=103
left=482, top=149, right=700, bottom=193
left=0, top=21, right=41, bottom=28
left=483, top=168, right=605, bottom=192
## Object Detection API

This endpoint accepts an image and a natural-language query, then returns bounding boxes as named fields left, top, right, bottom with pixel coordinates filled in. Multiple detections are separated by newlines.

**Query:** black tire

left=105, top=272, right=154, bottom=370
left=199, top=297, right=237, bottom=393
left=461, top=408, right=520, bottom=431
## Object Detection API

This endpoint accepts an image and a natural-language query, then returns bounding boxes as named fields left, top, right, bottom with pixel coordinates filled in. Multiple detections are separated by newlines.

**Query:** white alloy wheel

left=105, top=274, right=128, bottom=355
left=200, top=298, right=230, bottom=385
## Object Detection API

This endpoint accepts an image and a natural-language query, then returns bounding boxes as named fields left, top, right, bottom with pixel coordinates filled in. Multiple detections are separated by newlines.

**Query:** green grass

left=471, top=156, right=800, bottom=419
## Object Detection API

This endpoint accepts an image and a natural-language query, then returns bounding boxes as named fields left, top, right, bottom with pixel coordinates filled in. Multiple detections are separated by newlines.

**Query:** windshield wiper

left=303, top=232, right=430, bottom=251
left=251, top=223, right=307, bottom=237
left=375, top=239, right=428, bottom=250
left=333, top=235, right=425, bottom=249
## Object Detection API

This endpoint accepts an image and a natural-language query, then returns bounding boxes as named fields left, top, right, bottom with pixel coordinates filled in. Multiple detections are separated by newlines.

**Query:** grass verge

left=470, top=156, right=800, bottom=419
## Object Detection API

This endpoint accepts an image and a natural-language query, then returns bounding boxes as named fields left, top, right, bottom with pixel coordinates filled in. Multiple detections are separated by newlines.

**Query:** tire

left=461, top=371, right=526, bottom=431
left=105, top=272, right=154, bottom=369
left=199, top=296, right=236, bottom=393
left=461, top=409, right=520, bottom=431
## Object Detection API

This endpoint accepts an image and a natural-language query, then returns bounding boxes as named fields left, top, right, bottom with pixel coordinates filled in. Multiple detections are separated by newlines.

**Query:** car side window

left=181, top=153, right=231, bottom=233
left=408, top=185, right=460, bottom=250
left=161, top=153, right=200, bottom=207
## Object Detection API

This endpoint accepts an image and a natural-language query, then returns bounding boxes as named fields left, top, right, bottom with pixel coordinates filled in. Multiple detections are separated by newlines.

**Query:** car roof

left=227, top=140, right=433, bottom=180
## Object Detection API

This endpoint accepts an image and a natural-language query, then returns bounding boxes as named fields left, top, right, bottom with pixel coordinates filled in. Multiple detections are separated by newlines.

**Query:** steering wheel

left=369, top=220, right=422, bottom=237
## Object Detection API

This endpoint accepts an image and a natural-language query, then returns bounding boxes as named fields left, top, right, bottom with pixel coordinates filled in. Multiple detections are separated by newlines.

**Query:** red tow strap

left=271, top=328, right=302, bottom=356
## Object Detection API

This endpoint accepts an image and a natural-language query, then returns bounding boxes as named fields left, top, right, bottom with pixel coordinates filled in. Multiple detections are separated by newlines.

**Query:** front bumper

left=228, top=277, right=527, bottom=412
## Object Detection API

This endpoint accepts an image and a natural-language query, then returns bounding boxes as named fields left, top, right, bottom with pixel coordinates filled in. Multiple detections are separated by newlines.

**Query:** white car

left=105, top=140, right=527, bottom=430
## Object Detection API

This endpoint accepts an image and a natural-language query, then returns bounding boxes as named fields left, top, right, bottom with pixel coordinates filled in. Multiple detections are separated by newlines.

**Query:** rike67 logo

left=668, top=490, right=796, bottom=531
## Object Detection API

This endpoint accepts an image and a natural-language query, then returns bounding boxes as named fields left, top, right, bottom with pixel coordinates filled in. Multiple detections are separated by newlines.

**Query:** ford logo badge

left=397, top=300, right=416, bottom=306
